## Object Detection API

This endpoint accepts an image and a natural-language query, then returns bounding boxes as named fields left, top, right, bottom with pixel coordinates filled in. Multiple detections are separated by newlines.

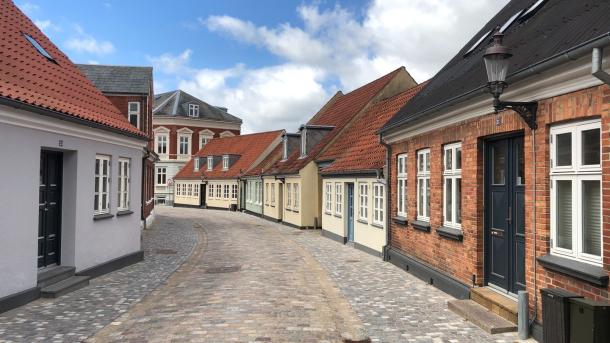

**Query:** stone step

left=470, top=287, right=518, bottom=324
left=40, top=276, right=90, bottom=298
left=37, top=266, right=76, bottom=288
left=448, top=299, right=517, bottom=334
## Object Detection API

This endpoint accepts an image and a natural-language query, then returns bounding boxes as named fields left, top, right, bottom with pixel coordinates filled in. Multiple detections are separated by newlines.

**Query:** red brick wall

left=152, top=124, right=240, bottom=159
left=388, top=84, right=610, bottom=320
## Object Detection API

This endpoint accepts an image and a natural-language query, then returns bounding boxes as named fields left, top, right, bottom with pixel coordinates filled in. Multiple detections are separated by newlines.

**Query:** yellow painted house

left=262, top=67, right=417, bottom=229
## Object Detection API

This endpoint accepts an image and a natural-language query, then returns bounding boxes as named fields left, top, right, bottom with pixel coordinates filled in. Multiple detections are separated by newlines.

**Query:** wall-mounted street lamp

left=483, top=30, right=538, bottom=129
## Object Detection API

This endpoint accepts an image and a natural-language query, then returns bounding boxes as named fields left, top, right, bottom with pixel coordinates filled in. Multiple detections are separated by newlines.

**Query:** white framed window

left=223, top=184, right=230, bottom=199
left=182, top=184, right=186, bottom=196
left=194, top=158, right=200, bottom=171
left=359, top=182, right=368, bottom=221
left=117, top=158, right=130, bottom=211
left=156, top=167, right=167, bottom=185
left=187, top=184, right=193, bottom=196
left=94, top=155, right=111, bottom=214
left=300, top=128, right=307, bottom=157
left=194, top=184, right=199, bottom=197
left=188, top=104, right=200, bottom=117
left=207, top=156, right=214, bottom=170
left=397, top=154, right=407, bottom=217
left=293, top=183, right=300, bottom=211
left=216, top=184, right=222, bottom=198
left=219, top=131, right=235, bottom=138
left=286, top=183, right=292, bottom=209
left=257, top=181, right=262, bottom=204
left=177, top=130, right=192, bottom=157
left=271, top=183, right=275, bottom=205
left=128, top=101, right=140, bottom=129
left=550, top=119, right=602, bottom=265
left=443, top=143, right=462, bottom=229
left=265, top=183, right=269, bottom=205
left=373, top=183, right=384, bottom=226
left=176, top=183, right=181, bottom=196
left=282, top=135, right=288, bottom=160
left=155, top=133, right=168, bottom=156
left=222, top=155, right=229, bottom=170
left=417, top=149, right=431, bottom=222
left=208, top=184, right=214, bottom=199
left=325, top=183, right=333, bottom=213
left=335, top=183, right=343, bottom=216
left=232, top=184, right=238, bottom=200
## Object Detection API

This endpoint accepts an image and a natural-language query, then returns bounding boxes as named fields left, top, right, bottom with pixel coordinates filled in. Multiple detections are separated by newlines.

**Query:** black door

left=200, top=184, right=206, bottom=207
left=485, top=136, right=525, bottom=294
left=38, top=150, right=63, bottom=268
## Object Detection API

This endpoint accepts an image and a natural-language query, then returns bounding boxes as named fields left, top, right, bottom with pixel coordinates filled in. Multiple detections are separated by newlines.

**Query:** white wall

left=0, top=105, right=144, bottom=298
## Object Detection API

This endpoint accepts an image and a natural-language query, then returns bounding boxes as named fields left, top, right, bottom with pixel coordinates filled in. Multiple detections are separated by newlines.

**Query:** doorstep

left=470, top=286, right=518, bottom=324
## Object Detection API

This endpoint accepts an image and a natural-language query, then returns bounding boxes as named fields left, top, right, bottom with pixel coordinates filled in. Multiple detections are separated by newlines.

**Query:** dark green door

left=347, top=183, right=354, bottom=242
left=485, top=136, right=525, bottom=294
left=38, top=150, right=63, bottom=268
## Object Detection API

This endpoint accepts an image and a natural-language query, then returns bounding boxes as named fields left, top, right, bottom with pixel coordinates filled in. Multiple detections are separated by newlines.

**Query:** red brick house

left=152, top=90, right=242, bottom=205
left=78, top=64, right=157, bottom=227
left=379, top=0, right=610, bottom=339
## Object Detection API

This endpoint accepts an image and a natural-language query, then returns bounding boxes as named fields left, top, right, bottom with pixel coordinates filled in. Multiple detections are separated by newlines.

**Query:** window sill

left=537, top=254, right=608, bottom=287
left=371, top=222, right=384, bottom=229
left=411, top=220, right=431, bottom=232
left=93, top=213, right=114, bottom=221
left=286, top=209, right=293, bottom=212
left=334, top=214, right=342, bottom=219
left=393, top=216, right=408, bottom=226
left=357, top=219, right=368, bottom=225
left=436, top=226, right=463, bottom=241
left=116, top=210, right=134, bottom=217
left=324, top=211, right=332, bottom=216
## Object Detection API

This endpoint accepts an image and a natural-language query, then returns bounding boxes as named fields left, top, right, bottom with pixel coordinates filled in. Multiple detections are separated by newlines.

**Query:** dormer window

left=222, top=155, right=229, bottom=170
left=194, top=158, right=200, bottom=171
left=282, top=135, right=288, bottom=160
left=207, top=156, right=213, bottom=171
left=300, top=128, right=307, bottom=158
left=188, top=104, right=199, bottom=117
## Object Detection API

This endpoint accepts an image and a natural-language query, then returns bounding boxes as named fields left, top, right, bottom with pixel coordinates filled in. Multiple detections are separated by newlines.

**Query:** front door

left=38, top=150, right=63, bottom=268
left=200, top=184, right=206, bottom=207
left=346, top=183, right=354, bottom=242
left=485, top=136, right=525, bottom=294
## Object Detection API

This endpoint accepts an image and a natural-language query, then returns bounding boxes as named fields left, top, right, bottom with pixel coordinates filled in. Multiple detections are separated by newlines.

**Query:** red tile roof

left=243, top=143, right=283, bottom=177
left=174, top=130, right=283, bottom=180
left=265, top=67, right=404, bottom=176
left=321, top=82, right=428, bottom=174
left=0, top=1, right=143, bottom=137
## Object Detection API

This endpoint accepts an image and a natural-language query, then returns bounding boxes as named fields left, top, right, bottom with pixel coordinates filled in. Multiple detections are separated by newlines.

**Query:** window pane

left=445, top=178, right=452, bottom=222
left=445, top=149, right=452, bottom=170
left=129, top=114, right=138, bottom=128
left=94, top=195, right=99, bottom=211
left=582, top=180, right=601, bottom=256
left=95, top=176, right=99, bottom=192
left=425, top=152, right=430, bottom=171
left=555, top=133, right=572, bottom=166
left=516, top=140, right=525, bottom=185
left=418, top=179, right=423, bottom=216
left=425, top=179, right=430, bottom=218
left=418, top=155, right=423, bottom=172
left=581, top=128, right=600, bottom=165
left=492, top=144, right=506, bottom=185
left=456, top=179, right=462, bottom=224
left=556, top=180, right=572, bottom=250
left=102, top=194, right=107, bottom=210
left=95, top=159, right=100, bottom=174
left=456, top=148, right=462, bottom=170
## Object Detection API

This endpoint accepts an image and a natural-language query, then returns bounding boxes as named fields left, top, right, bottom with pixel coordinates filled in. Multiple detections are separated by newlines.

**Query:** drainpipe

left=260, top=174, right=265, bottom=218
left=592, top=47, right=610, bottom=85
left=380, top=133, right=392, bottom=261
left=528, top=127, right=538, bottom=334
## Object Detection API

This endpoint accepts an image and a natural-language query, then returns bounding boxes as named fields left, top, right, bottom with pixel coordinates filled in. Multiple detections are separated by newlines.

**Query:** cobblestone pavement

left=88, top=207, right=366, bottom=342
left=0, top=210, right=197, bottom=343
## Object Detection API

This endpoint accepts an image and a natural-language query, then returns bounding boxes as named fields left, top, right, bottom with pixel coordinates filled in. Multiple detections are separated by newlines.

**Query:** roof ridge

left=76, top=63, right=153, bottom=70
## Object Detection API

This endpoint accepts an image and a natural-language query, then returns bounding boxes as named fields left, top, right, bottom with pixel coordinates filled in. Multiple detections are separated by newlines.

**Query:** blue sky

left=19, top=0, right=508, bottom=133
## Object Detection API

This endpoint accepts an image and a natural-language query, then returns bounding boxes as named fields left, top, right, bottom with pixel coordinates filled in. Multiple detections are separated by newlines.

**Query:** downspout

left=592, top=47, right=610, bottom=85
left=380, top=133, right=392, bottom=261
left=529, top=127, right=538, bottom=332
left=260, top=173, right=265, bottom=218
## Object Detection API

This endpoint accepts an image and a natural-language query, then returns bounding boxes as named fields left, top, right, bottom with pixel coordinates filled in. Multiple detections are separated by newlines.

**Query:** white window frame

left=208, top=184, right=214, bottom=199
left=155, top=132, right=168, bottom=156
left=293, top=183, right=299, bottom=211
left=325, top=182, right=332, bottom=214
left=156, top=166, right=167, bottom=186
left=117, top=158, right=130, bottom=211
left=216, top=184, right=222, bottom=198
left=177, top=130, right=192, bottom=158
left=94, top=155, right=111, bottom=215
left=373, top=183, right=384, bottom=226
left=416, top=149, right=431, bottom=222
left=232, top=184, right=238, bottom=200
left=282, top=135, right=288, bottom=160
left=222, top=155, right=229, bottom=170
left=194, top=158, right=200, bottom=171
left=335, top=183, right=343, bottom=216
left=128, top=101, right=140, bottom=129
left=188, top=103, right=200, bottom=117
left=176, top=183, right=181, bottom=196
left=286, top=183, right=292, bottom=209
left=219, top=131, right=235, bottom=138
left=443, top=143, right=462, bottom=229
left=207, top=156, right=214, bottom=170
left=199, top=129, right=213, bottom=150
left=223, top=184, right=229, bottom=199
left=270, top=183, right=275, bottom=205
left=359, top=182, right=368, bottom=221
left=300, top=128, right=307, bottom=158
left=550, top=119, right=602, bottom=265
left=396, top=154, right=407, bottom=217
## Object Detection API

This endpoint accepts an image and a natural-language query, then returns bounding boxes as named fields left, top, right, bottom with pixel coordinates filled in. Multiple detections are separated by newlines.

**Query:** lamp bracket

left=493, top=99, right=538, bottom=130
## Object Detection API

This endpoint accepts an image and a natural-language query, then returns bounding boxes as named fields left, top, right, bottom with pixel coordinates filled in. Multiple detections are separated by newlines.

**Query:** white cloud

left=65, top=37, right=115, bottom=55
left=34, top=19, right=60, bottom=32
left=157, top=0, right=509, bottom=133
left=18, top=2, right=39, bottom=15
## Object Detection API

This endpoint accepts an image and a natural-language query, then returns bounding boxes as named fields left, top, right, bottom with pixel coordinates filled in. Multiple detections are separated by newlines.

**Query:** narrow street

left=1, top=207, right=522, bottom=342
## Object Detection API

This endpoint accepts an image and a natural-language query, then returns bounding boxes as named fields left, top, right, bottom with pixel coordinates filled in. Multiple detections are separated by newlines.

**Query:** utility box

left=541, top=288, right=583, bottom=343
left=570, top=297, right=610, bottom=343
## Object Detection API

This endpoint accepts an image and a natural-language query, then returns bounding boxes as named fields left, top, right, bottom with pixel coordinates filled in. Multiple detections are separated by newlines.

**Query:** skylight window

left=500, top=10, right=523, bottom=33
left=463, top=30, right=491, bottom=56
left=520, top=0, right=546, bottom=21
left=23, top=33, right=55, bottom=63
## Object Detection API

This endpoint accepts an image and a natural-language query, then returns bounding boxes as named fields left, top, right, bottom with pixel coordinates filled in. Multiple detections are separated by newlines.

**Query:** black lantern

left=483, top=30, right=538, bottom=129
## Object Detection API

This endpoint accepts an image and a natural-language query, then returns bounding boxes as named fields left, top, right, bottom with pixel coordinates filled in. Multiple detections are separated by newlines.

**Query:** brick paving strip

left=0, top=211, right=198, bottom=343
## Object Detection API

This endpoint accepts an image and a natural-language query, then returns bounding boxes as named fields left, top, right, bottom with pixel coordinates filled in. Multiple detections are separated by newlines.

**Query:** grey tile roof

left=153, top=89, right=242, bottom=124
left=76, top=64, right=153, bottom=95
left=382, top=0, right=610, bottom=131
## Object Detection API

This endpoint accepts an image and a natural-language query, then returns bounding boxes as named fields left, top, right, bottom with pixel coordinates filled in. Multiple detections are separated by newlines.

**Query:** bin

left=570, top=297, right=610, bottom=343
left=541, top=288, right=583, bottom=343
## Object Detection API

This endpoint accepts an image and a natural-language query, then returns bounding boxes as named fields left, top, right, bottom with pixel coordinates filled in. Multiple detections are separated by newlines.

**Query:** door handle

left=506, top=206, right=512, bottom=224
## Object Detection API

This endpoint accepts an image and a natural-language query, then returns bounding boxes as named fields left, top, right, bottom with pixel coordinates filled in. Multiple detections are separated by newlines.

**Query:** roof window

left=23, top=33, right=56, bottom=63
left=463, top=30, right=491, bottom=57
left=519, top=0, right=547, bottom=22
left=500, top=10, right=523, bottom=33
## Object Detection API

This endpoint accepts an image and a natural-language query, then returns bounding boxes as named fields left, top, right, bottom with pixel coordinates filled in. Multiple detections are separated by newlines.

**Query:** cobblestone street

left=1, top=207, right=524, bottom=342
